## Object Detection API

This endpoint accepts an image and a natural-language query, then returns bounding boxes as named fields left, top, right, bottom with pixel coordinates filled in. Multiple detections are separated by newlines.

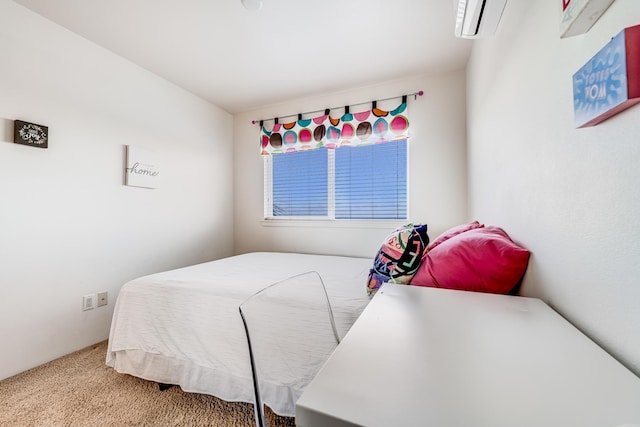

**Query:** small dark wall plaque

left=14, top=120, right=48, bottom=148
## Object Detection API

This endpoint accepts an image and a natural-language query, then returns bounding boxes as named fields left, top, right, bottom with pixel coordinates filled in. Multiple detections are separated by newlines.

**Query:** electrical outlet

left=97, top=291, right=108, bottom=307
left=83, top=294, right=96, bottom=311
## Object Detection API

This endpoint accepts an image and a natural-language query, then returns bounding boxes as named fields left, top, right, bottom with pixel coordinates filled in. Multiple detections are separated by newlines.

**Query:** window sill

left=260, top=218, right=409, bottom=229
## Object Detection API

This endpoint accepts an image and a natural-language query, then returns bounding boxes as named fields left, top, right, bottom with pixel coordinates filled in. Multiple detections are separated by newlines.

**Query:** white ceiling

left=13, top=0, right=472, bottom=113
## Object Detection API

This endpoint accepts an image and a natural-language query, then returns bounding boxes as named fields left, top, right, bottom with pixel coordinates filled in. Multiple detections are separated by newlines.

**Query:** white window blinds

left=335, top=140, right=407, bottom=220
left=264, top=140, right=407, bottom=220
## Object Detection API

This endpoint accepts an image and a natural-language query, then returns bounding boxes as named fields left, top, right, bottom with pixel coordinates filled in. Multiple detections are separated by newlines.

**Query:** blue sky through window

left=335, top=140, right=407, bottom=219
left=270, top=140, right=407, bottom=219
left=272, top=148, right=328, bottom=216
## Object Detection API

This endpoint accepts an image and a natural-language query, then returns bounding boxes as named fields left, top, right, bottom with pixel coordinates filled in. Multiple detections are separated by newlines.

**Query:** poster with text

left=126, top=145, right=159, bottom=189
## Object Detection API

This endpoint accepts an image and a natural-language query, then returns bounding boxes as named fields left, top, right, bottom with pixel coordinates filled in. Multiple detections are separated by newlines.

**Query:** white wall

left=0, top=1, right=234, bottom=380
left=466, top=0, right=640, bottom=375
left=234, top=72, right=468, bottom=258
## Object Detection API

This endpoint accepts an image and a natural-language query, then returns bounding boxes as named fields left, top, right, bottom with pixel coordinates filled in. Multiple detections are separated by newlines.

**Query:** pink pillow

left=427, top=221, right=485, bottom=252
left=411, top=226, right=530, bottom=295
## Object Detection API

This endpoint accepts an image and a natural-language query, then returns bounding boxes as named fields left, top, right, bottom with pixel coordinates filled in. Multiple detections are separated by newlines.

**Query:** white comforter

left=106, top=252, right=372, bottom=416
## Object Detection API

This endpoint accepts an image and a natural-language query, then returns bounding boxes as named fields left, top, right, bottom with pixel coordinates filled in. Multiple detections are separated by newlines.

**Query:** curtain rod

left=251, top=90, right=423, bottom=125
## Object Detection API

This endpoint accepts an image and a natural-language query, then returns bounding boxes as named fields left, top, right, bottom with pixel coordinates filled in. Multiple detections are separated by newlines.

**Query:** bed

left=106, top=251, right=372, bottom=417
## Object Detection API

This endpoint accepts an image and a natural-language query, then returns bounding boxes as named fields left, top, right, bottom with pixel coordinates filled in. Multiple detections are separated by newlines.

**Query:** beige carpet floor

left=0, top=341, right=295, bottom=426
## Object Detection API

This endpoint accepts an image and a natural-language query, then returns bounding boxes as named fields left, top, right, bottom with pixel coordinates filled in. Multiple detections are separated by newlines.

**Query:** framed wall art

left=560, top=0, right=616, bottom=38
left=573, top=25, right=640, bottom=128
left=14, top=120, right=48, bottom=149
left=125, top=145, right=159, bottom=189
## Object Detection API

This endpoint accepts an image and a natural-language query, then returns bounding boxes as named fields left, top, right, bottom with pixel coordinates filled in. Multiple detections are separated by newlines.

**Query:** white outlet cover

left=83, top=294, right=96, bottom=311
left=97, top=291, right=108, bottom=307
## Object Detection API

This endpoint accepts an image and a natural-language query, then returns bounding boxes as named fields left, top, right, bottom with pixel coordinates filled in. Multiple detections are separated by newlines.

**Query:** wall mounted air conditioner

left=455, top=0, right=508, bottom=39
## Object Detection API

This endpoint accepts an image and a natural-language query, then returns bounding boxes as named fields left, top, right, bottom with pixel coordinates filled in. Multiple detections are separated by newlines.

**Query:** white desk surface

left=296, top=284, right=640, bottom=427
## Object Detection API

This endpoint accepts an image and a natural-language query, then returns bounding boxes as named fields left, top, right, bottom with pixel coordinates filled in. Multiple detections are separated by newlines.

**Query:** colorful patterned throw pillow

left=367, top=223, right=430, bottom=297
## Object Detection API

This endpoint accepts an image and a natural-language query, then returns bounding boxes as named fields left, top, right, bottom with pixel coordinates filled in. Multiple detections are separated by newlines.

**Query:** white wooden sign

left=125, top=145, right=159, bottom=189
left=560, top=0, right=616, bottom=38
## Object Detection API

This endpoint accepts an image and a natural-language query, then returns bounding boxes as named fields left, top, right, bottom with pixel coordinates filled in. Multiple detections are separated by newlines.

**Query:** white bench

left=296, top=284, right=640, bottom=427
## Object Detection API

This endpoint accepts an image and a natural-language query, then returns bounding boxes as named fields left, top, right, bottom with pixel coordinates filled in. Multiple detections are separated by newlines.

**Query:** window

left=335, top=140, right=407, bottom=219
left=270, top=148, right=328, bottom=217
left=264, top=139, right=407, bottom=220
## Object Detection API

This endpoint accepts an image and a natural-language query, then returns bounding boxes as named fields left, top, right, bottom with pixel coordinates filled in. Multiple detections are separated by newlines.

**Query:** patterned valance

left=260, top=102, right=409, bottom=155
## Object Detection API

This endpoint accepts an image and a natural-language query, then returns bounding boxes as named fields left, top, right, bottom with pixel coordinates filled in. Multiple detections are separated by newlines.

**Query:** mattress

left=106, top=252, right=372, bottom=416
